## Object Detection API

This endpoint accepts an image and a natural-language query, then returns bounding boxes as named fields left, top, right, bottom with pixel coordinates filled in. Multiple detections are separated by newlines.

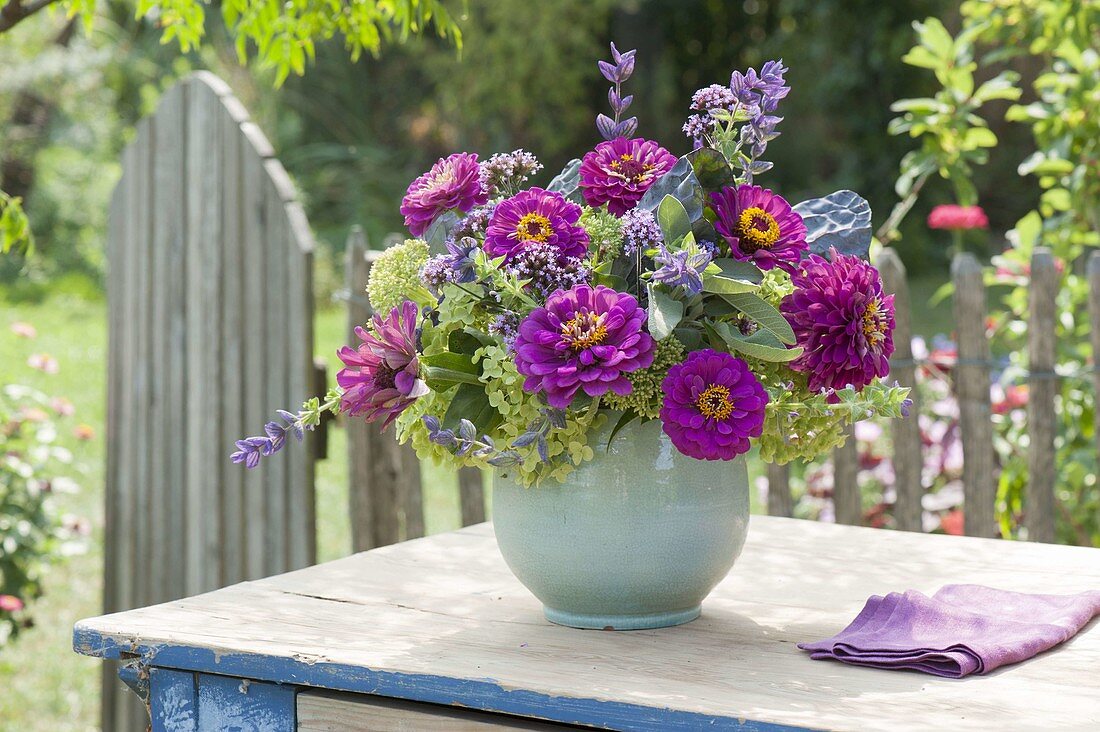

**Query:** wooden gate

left=102, top=72, right=319, bottom=731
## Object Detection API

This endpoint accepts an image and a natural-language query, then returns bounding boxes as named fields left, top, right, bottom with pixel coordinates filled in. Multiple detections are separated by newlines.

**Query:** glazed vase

left=492, top=417, right=749, bottom=630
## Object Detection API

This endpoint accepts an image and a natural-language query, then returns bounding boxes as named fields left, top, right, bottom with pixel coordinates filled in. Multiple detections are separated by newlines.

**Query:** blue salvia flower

left=651, top=243, right=713, bottom=296
left=596, top=42, right=639, bottom=140
left=230, top=409, right=306, bottom=468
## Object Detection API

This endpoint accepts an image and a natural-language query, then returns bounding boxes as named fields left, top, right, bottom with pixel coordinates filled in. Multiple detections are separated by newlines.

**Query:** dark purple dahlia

left=710, top=184, right=807, bottom=274
left=513, top=284, right=655, bottom=408
left=400, top=153, right=489, bottom=237
left=659, top=349, right=769, bottom=461
left=780, top=250, right=895, bottom=393
left=336, top=300, right=428, bottom=428
left=483, top=188, right=590, bottom=262
left=579, top=137, right=677, bottom=216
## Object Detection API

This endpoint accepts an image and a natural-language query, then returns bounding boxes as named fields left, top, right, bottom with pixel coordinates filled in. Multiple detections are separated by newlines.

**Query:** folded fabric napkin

left=799, top=584, right=1100, bottom=678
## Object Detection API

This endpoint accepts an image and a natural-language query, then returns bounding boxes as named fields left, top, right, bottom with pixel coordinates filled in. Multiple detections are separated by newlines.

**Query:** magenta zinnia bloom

left=927, top=204, right=988, bottom=231
left=660, top=349, right=769, bottom=461
left=514, top=284, right=655, bottom=408
left=483, top=188, right=589, bottom=262
left=579, top=137, right=677, bottom=216
left=400, top=153, right=489, bottom=237
left=0, top=594, right=24, bottom=613
left=711, top=184, right=807, bottom=274
left=781, top=250, right=895, bottom=393
left=337, top=300, right=428, bottom=428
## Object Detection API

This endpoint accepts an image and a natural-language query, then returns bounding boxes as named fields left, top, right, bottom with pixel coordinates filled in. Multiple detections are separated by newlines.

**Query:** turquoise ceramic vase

left=492, top=417, right=750, bottom=630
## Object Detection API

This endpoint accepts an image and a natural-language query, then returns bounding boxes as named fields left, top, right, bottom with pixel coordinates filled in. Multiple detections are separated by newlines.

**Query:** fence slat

left=765, top=462, right=792, bottom=518
left=347, top=234, right=424, bottom=550
left=952, top=253, right=997, bottom=538
left=458, top=468, right=486, bottom=526
left=1025, top=248, right=1057, bottom=543
left=876, top=248, right=923, bottom=532
left=832, top=425, right=861, bottom=525
left=1089, top=253, right=1100, bottom=522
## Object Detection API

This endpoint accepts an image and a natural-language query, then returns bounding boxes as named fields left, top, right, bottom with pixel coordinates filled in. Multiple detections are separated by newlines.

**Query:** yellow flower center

left=737, top=207, right=781, bottom=252
left=609, top=153, right=656, bottom=184
left=696, top=384, right=735, bottom=421
left=561, top=311, right=608, bottom=351
left=514, top=213, right=553, bottom=243
left=862, top=297, right=888, bottom=348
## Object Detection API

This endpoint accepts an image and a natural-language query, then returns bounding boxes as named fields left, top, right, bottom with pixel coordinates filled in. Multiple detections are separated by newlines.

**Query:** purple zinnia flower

left=651, top=244, right=712, bottom=296
left=336, top=300, right=429, bottom=428
left=660, top=349, right=769, bottom=461
left=579, top=137, right=677, bottom=216
left=400, top=153, right=489, bottom=237
left=513, top=284, right=655, bottom=408
left=780, top=250, right=896, bottom=393
left=483, top=188, right=589, bottom=262
left=711, top=184, right=807, bottom=274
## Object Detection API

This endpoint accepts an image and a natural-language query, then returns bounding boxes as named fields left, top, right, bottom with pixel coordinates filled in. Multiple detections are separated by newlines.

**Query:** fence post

left=951, top=253, right=997, bottom=538
left=1025, top=248, right=1057, bottom=542
left=345, top=229, right=424, bottom=550
left=458, top=468, right=486, bottom=526
left=766, top=462, right=793, bottom=517
left=1088, top=253, right=1100, bottom=512
left=876, top=248, right=923, bottom=532
left=832, top=425, right=861, bottom=525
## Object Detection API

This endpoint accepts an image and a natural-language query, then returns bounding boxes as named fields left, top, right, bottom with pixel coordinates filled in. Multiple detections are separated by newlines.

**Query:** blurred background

left=1, top=0, right=1092, bottom=728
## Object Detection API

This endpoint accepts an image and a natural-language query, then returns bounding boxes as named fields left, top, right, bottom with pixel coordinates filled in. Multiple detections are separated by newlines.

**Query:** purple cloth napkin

left=799, top=584, right=1100, bottom=678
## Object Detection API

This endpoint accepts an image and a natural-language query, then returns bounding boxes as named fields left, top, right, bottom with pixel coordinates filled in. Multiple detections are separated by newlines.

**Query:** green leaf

left=703, top=275, right=759, bottom=295
left=686, top=147, right=737, bottom=190
left=422, top=350, right=481, bottom=389
left=719, top=293, right=796, bottom=344
left=647, top=285, right=684, bottom=340
left=711, top=258, right=764, bottom=283
left=708, top=321, right=802, bottom=362
left=915, top=18, right=954, bottom=62
left=963, top=127, right=997, bottom=149
left=902, top=46, right=941, bottom=70
left=657, top=194, right=691, bottom=242
left=442, top=383, right=501, bottom=434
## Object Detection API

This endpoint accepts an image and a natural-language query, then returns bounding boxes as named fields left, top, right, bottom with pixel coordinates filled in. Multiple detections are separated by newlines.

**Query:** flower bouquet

left=233, top=46, right=910, bottom=629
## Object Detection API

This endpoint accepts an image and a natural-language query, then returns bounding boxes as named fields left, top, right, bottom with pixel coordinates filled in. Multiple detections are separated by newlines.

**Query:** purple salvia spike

left=617, top=54, right=635, bottom=82
left=608, top=87, right=620, bottom=111
left=598, top=59, right=619, bottom=83
left=596, top=113, right=617, bottom=140
left=610, top=42, right=622, bottom=64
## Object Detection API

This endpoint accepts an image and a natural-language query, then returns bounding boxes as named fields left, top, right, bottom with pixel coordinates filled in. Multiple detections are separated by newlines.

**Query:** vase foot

left=543, top=605, right=701, bottom=631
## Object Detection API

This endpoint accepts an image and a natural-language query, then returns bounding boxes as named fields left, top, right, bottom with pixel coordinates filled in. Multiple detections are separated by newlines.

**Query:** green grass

left=0, top=272, right=953, bottom=729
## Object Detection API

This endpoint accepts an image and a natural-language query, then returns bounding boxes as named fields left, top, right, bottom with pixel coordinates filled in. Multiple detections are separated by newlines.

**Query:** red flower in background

left=927, top=205, right=989, bottom=231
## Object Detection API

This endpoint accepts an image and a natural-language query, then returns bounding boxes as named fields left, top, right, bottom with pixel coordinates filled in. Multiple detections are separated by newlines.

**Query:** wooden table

left=74, top=516, right=1100, bottom=731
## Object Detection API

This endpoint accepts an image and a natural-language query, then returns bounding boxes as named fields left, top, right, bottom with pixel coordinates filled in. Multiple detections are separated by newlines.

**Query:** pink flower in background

left=0, top=595, right=24, bottom=613
left=73, top=424, right=96, bottom=441
left=10, top=321, right=36, bottom=338
left=20, top=407, right=48, bottom=423
left=50, top=397, right=75, bottom=416
left=400, top=153, right=488, bottom=237
left=27, top=353, right=59, bottom=373
left=927, top=205, right=988, bottom=231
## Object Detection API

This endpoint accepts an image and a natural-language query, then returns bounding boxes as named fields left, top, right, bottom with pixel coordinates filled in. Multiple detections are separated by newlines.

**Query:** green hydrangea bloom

left=366, top=238, right=432, bottom=313
left=579, top=206, right=623, bottom=261
left=603, top=337, right=685, bottom=419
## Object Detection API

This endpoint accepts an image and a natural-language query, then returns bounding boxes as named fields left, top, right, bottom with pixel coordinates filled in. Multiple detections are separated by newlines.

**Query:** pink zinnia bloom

left=28, top=353, right=59, bottom=374
left=0, top=595, right=24, bottom=613
left=400, top=153, right=489, bottom=237
left=483, top=188, right=589, bottom=262
left=927, top=205, right=988, bottom=231
left=513, top=284, right=655, bottom=408
left=711, top=184, right=807, bottom=274
left=660, top=349, right=769, bottom=461
left=579, top=137, right=677, bottom=216
left=781, top=250, right=895, bottom=393
left=337, top=300, right=428, bottom=428
left=10, top=321, right=36, bottom=338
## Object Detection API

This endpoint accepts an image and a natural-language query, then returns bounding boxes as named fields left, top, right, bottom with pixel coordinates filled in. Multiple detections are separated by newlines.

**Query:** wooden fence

left=766, top=246, right=1070, bottom=542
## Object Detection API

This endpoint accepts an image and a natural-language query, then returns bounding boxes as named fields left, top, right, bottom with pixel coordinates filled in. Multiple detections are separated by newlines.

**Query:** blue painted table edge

left=74, top=623, right=817, bottom=732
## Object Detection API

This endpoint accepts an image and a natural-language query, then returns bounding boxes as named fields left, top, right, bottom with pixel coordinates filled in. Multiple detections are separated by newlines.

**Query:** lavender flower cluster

left=480, top=151, right=542, bottom=198
left=230, top=410, right=303, bottom=468
left=503, top=242, right=590, bottom=300
left=619, top=208, right=663, bottom=255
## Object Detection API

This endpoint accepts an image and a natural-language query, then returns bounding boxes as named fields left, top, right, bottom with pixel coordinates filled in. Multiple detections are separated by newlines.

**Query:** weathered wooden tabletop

left=75, top=516, right=1100, bottom=731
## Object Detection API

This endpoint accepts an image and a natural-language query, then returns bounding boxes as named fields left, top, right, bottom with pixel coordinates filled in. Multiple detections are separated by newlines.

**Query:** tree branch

left=0, top=0, right=63, bottom=35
